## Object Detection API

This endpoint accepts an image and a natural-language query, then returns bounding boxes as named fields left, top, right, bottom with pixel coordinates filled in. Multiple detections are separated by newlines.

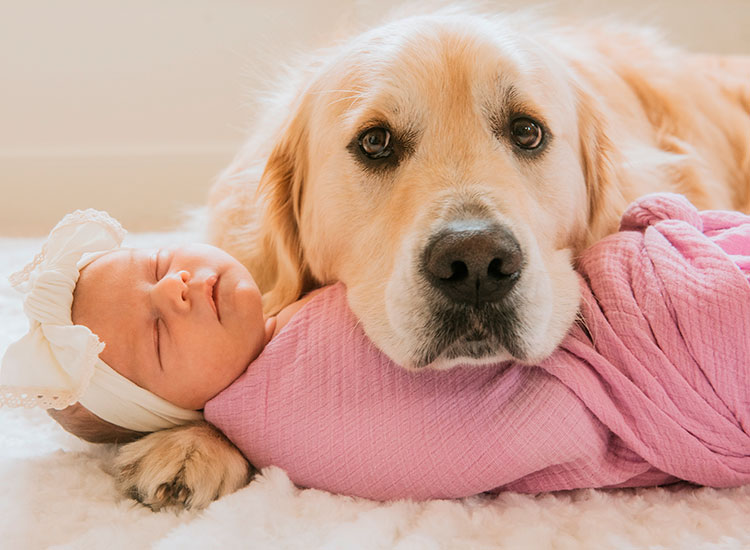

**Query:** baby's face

left=73, top=244, right=271, bottom=409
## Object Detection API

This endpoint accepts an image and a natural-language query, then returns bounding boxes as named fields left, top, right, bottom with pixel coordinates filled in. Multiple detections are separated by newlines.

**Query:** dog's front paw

left=112, top=421, right=251, bottom=511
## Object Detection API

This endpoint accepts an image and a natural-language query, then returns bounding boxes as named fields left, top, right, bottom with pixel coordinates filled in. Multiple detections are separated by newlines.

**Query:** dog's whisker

left=326, top=93, right=365, bottom=108
left=310, top=88, right=361, bottom=96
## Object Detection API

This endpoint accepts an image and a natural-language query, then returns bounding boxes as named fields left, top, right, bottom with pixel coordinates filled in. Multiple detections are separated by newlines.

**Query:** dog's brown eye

left=510, top=117, right=543, bottom=150
left=359, top=127, right=392, bottom=159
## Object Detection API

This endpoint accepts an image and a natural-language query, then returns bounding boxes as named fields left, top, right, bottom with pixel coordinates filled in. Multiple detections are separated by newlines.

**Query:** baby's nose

left=154, top=270, right=191, bottom=313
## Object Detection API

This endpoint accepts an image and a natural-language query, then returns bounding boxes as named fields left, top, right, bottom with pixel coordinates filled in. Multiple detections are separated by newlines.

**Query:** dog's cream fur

left=116, top=10, right=750, bottom=509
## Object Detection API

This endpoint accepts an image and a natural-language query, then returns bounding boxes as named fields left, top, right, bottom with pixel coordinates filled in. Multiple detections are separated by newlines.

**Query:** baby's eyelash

left=155, top=319, right=163, bottom=370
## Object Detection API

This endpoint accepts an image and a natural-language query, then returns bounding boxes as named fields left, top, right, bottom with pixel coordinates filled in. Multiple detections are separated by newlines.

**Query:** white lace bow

left=0, top=210, right=202, bottom=432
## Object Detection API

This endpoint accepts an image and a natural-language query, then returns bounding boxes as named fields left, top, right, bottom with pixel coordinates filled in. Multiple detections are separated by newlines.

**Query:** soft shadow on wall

left=1, top=0, right=748, bottom=236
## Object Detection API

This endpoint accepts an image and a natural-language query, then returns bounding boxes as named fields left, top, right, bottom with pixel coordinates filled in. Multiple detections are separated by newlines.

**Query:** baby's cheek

left=201, top=352, right=247, bottom=396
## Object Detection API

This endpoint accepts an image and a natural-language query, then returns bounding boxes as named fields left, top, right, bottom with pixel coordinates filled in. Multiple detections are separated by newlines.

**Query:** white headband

left=0, top=209, right=202, bottom=432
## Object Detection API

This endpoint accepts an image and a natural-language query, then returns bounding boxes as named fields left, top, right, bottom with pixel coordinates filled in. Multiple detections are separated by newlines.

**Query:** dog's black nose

left=422, top=220, right=523, bottom=305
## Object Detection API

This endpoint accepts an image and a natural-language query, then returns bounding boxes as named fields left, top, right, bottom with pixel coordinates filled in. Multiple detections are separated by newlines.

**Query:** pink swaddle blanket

left=205, top=194, right=750, bottom=501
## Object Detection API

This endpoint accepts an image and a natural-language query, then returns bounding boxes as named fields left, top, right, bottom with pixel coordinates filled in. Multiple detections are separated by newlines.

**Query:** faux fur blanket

left=207, top=194, right=750, bottom=500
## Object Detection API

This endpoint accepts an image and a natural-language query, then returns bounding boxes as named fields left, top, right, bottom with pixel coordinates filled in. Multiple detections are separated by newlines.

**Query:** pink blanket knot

left=619, top=192, right=703, bottom=231
left=549, top=192, right=750, bottom=488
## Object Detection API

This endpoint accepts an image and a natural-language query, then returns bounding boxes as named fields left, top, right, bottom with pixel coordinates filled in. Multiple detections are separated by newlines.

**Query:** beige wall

left=2, top=0, right=749, bottom=235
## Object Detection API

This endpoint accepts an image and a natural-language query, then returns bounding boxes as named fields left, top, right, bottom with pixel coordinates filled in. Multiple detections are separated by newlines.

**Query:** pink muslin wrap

left=205, top=194, right=750, bottom=501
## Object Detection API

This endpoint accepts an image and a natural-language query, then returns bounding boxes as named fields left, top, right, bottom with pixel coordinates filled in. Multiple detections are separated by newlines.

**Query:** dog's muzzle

left=405, top=218, right=528, bottom=368
left=421, top=219, right=523, bottom=306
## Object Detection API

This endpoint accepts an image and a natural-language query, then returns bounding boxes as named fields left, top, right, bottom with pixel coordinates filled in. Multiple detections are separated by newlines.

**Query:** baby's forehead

left=74, top=247, right=166, bottom=316
left=80, top=247, right=149, bottom=277
left=74, top=248, right=142, bottom=302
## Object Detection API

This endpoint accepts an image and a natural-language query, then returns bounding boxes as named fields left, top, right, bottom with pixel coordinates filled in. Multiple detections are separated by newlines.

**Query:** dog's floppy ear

left=575, top=84, right=627, bottom=247
left=207, top=90, right=316, bottom=316
left=254, top=97, right=316, bottom=315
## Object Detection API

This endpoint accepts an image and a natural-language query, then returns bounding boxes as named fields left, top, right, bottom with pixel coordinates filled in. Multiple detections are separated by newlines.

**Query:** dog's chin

left=408, top=337, right=518, bottom=371
left=400, top=308, right=531, bottom=370
left=386, top=286, right=578, bottom=371
left=374, top=298, right=571, bottom=371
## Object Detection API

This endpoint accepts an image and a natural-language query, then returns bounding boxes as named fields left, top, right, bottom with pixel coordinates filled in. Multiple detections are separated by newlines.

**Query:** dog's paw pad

left=112, top=422, right=251, bottom=511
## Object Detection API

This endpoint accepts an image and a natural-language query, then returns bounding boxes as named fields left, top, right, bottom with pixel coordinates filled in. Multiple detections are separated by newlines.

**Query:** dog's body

left=114, top=11, right=750, bottom=509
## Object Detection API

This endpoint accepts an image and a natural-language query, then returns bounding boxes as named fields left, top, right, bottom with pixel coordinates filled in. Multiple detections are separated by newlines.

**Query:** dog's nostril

left=488, top=258, right=503, bottom=279
left=445, top=261, right=469, bottom=282
left=487, top=255, right=521, bottom=279
left=423, top=220, right=524, bottom=305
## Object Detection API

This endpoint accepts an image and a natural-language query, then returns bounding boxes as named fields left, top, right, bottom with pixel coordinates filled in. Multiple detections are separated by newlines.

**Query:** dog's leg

left=113, top=421, right=252, bottom=511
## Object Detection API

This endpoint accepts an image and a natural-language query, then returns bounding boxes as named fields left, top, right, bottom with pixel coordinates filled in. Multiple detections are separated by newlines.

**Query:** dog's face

left=237, top=13, right=620, bottom=369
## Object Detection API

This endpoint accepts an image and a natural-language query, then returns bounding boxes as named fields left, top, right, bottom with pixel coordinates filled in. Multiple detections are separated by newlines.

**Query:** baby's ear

left=264, top=317, right=277, bottom=344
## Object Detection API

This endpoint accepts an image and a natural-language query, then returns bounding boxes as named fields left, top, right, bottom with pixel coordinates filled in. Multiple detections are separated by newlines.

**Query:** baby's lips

left=204, top=273, right=220, bottom=320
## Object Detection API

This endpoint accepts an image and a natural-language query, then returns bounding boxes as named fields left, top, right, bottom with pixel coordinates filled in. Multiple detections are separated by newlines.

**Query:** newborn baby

left=0, top=209, right=317, bottom=443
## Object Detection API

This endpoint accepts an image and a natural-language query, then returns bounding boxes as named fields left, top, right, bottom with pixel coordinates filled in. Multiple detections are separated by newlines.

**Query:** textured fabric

left=205, top=193, right=750, bottom=501
left=0, top=209, right=202, bottom=431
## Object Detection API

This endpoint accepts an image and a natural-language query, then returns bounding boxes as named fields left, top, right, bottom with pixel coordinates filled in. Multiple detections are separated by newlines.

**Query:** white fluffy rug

left=2, top=232, right=750, bottom=550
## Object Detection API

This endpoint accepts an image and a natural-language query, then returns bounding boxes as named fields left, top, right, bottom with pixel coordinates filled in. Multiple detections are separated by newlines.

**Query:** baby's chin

left=218, top=334, right=265, bottom=396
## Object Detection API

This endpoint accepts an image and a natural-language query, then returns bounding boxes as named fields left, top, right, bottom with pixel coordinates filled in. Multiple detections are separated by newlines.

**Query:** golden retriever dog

left=113, top=9, right=750, bottom=510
